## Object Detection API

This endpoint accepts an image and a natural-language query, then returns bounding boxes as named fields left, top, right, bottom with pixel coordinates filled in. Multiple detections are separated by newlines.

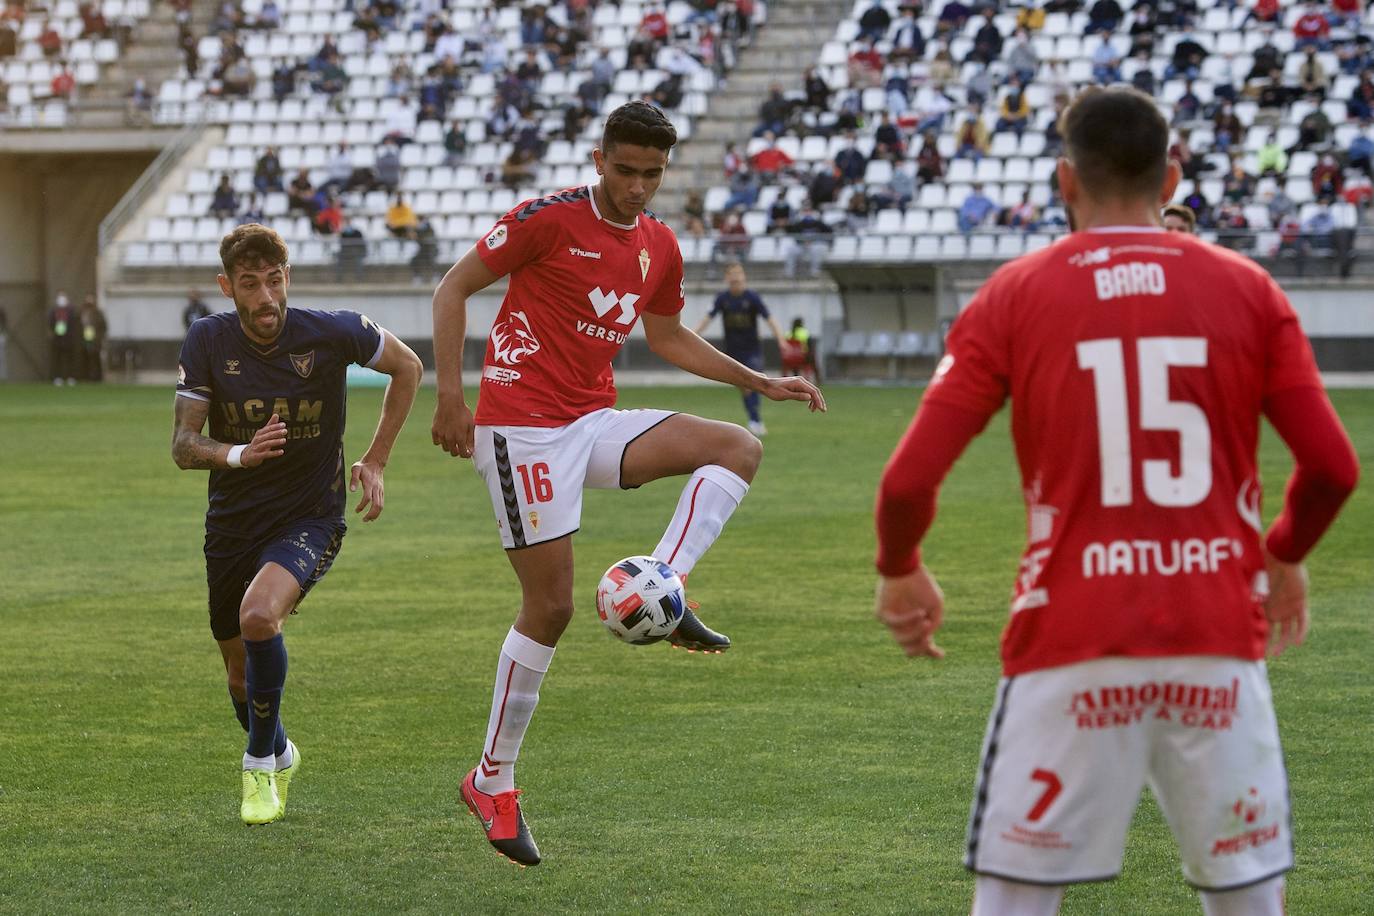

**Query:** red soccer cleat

left=460, top=768, right=541, bottom=866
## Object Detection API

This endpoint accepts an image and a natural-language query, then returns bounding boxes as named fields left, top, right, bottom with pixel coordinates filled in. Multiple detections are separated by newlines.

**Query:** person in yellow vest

left=781, top=316, right=820, bottom=384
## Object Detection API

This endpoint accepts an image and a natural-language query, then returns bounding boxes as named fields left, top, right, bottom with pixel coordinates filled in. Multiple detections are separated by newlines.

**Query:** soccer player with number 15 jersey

left=874, top=89, right=1358, bottom=915
left=431, top=102, right=826, bottom=866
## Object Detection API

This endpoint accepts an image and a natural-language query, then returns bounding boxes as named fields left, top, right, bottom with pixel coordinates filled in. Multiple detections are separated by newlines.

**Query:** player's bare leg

left=622, top=414, right=762, bottom=652
left=235, top=563, right=300, bottom=824
left=971, top=876, right=1064, bottom=916
left=461, top=535, right=571, bottom=866
left=1199, top=876, right=1286, bottom=916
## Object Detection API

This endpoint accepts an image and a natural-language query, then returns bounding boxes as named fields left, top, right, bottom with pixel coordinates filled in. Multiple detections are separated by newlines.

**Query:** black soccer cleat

left=668, top=605, right=731, bottom=653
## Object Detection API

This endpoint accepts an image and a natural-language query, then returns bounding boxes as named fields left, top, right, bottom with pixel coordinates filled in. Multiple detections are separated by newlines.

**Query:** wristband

left=226, top=444, right=246, bottom=468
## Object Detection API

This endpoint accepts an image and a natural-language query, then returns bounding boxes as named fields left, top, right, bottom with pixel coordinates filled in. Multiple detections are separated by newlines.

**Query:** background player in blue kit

left=694, top=262, right=786, bottom=436
left=172, top=224, right=423, bottom=825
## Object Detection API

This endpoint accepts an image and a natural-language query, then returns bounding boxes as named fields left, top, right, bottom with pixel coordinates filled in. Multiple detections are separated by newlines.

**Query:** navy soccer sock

left=243, top=634, right=289, bottom=760
left=231, top=691, right=287, bottom=754
left=743, top=391, right=761, bottom=422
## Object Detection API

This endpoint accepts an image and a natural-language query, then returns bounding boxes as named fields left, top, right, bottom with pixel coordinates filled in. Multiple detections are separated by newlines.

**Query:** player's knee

left=239, top=603, right=281, bottom=640
left=723, top=424, right=763, bottom=479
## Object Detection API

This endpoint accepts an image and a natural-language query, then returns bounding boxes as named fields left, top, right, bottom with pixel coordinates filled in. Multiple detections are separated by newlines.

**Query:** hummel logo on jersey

left=568, top=247, right=602, bottom=259
left=588, top=288, right=639, bottom=325
left=224, top=359, right=241, bottom=375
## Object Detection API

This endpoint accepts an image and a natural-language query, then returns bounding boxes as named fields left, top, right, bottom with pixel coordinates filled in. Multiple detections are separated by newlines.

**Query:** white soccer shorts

left=964, top=655, right=1293, bottom=891
left=473, top=408, right=676, bottom=549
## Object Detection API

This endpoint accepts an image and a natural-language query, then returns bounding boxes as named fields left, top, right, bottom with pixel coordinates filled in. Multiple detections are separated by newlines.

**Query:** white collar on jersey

left=1084, top=225, right=1166, bottom=234
left=586, top=185, right=638, bottom=230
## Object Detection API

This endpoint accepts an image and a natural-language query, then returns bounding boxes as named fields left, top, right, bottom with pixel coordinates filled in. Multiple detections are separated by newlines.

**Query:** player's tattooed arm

left=172, top=396, right=287, bottom=470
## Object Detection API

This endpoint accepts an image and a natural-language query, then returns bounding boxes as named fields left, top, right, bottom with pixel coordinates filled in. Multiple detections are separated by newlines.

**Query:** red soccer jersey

left=923, top=228, right=1323, bottom=675
left=473, top=186, right=685, bottom=426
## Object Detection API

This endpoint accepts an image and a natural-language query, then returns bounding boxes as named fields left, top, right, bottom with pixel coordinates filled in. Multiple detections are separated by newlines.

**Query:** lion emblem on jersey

left=491, top=310, right=541, bottom=366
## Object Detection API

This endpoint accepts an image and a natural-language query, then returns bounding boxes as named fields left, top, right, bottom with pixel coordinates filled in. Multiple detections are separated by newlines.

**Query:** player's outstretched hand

left=242, top=413, right=288, bottom=468
left=1263, top=549, right=1309, bottom=658
left=350, top=459, right=385, bottom=522
left=758, top=375, right=827, bottom=413
left=875, top=566, right=945, bottom=659
left=432, top=394, right=476, bottom=459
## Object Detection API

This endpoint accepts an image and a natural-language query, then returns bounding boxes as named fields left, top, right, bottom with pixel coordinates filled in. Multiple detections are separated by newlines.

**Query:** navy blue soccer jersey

left=176, top=309, right=384, bottom=542
left=709, top=290, right=770, bottom=355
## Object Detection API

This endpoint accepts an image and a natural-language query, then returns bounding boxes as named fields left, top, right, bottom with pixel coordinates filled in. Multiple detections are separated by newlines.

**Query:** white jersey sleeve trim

left=364, top=328, right=387, bottom=369
left=176, top=390, right=211, bottom=402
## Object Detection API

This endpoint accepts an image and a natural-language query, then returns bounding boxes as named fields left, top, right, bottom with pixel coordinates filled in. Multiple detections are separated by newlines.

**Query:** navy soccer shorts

left=204, top=517, right=346, bottom=641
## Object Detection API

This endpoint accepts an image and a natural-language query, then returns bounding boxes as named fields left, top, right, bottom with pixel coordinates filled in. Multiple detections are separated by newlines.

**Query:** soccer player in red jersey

left=431, top=101, right=825, bottom=865
left=874, top=88, right=1358, bottom=915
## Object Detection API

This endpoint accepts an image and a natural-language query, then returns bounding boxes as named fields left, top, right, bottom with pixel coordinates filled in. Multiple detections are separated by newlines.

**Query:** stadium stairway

left=652, top=0, right=848, bottom=229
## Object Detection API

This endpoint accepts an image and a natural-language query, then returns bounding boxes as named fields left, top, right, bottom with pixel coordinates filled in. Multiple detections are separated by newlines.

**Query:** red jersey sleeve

left=475, top=201, right=556, bottom=278
left=920, top=280, right=1011, bottom=416
left=642, top=238, right=685, bottom=316
left=1261, top=276, right=1323, bottom=397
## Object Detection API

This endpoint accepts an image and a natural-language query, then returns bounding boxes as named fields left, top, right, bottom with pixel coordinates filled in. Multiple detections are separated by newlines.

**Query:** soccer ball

left=595, top=556, right=686, bottom=645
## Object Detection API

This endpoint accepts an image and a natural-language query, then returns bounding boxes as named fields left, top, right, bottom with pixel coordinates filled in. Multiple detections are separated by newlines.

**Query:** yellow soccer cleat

left=240, top=768, right=282, bottom=826
left=275, top=741, right=301, bottom=813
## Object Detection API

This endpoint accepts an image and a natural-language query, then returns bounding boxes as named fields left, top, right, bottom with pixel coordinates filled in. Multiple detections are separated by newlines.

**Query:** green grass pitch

left=0, top=382, right=1369, bottom=914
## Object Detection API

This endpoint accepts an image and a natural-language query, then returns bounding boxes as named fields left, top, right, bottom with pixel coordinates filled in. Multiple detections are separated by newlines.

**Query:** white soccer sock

left=242, top=752, right=275, bottom=772
left=473, top=627, right=555, bottom=795
left=275, top=739, right=296, bottom=771
left=971, top=875, right=1064, bottom=916
left=1200, top=875, right=1286, bottom=916
left=651, top=465, right=750, bottom=579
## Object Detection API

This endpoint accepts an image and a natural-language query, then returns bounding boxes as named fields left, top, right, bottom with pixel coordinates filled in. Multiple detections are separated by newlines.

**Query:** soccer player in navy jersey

left=173, top=224, right=423, bottom=825
left=694, top=262, right=786, bottom=436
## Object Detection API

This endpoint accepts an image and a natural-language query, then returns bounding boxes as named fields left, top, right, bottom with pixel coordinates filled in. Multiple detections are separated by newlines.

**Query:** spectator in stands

left=808, top=163, right=841, bottom=206
left=996, top=86, right=1032, bottom=137
left=1016, top=0, right=1046, bottom=31
left=722, top=165, right=760, bottom=210
left=288, top=168, right=317, bottom=216
left=754, top=84, right=792, bottom=137
left=1330, top=0, right=1362, bottom=28
left=914, top=85, right=954, bottom=133
left=1212, top=100, right=1244, bottom=152
left=1299, top=45, right=1330, bottom=99
left=1092, top=32, right=1122, bottom=83
left=38, top=19, right=61, bottom=58
left=926, top=41, right=956, bottom=87
left=684, top=190, right=709, bottom=238
left=1007, top=29, right=1039, bottom=83
left=251, top=148, right=283, bottom=194
left=1247, top=34, right=1283, bottom=82
left=1181, top=181, right=1211, bottom=227
left=410, top=215, right=438, bottom=285
left=1312, top=153, right=1344, bottom=201
left=1292, top=3, right=1331, bottom=51
left=1162, top=202, right=1197, bottom=232
left=336, top=217, right=366, bottom=282
left=873, top=165, right=916, bottom=212
left=1257, top=68, right=1292, bottom=114
left=1343, top=172, right=1373, bottom=205
left=803, top=67, right=831, bottom=110
left=271, top=63, right=296, bottom=101
left=1303, top=202, right=1336, bottom=250
left=891, top=6, right=926, bottom=62
left=385, top=61, right=412, bottom=99
left=1221, top=159, right=1256, bottom=203
left=255, top=0, right=280, bottom=29
left=1166, top=29, right=1208, bottom=80
left=715, top=209, right=751, bottom=262
left=373, top=141, right=401, bottom=193
left=783, top=204, right=832, bottom=278
left=723, top=142, right=743, bottom=177
left=1292, top=102, right=1333, bottom=152
left=874, top=112, right=906, bottom=160
left=935, top=0, right=971, bottom=37
left=1086, top=0, right=1123, bottom=32
left=78, top=2, right=109, bottom=38
left=998, top=191, right=1040, bottom=230
left=751, top=134, right=796, bottom=183
left=848, top=39, right=884, bottom=88
left=1349, top=129, right=1374, bottom=178
left=958, top=182, right=998, bottom=232
left=50, top=63, right=75, bottom=100
left=967, top=64, right=995, bottom=107
left=314, top=193, right=344, bottom=235
left=313, top=51, right=348, bottom=102
left=1127, top=6, right=1157, bottom=57
left=968, top=9, right=1004, bottom=64
left=183, top=289, right=210, bottom=330
left=1266, top=185, right=1296, bottom=224
left=210, top=174, right=239, bottom=219
left=442, top=121, right=468, bottom=167
left=1244, top=0, right=1282, bottom=27
left=954, top=113, right=990, bottom=159
left=237, top=193, right=265, bottom=226
left=48, top=291, right=78, bottom=385
left=1173, top=81, right=1201, bottom=124
left=834, top=133, right=869, bottom=184
left=915, top=130, right=944, bottom=183
left=1043, top=93, right=1069, bottom=156
left=1246, top=132, right=1285, bottom=179
left=501, top=148, right=538, bottom=189
left=858, top=0, right=892, bottom=42
left=1336, top=39, right=1370, bottom=76
left=1213, top=201, right=1251, bottom=249
left=1347, top=69, right=1374, bottom=121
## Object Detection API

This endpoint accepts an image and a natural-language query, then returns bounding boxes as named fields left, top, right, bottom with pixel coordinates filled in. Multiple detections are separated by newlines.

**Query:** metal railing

left=97, top=115, right=206, bottom=251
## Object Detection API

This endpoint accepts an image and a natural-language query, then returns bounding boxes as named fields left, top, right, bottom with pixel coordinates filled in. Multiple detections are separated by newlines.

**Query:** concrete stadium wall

left=0, top=152, right=154, bottom=380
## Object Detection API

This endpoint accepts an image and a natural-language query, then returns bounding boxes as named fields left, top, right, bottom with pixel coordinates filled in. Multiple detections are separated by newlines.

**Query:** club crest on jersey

left=290, top=351, right=316, bottom=378
left=486, top=225, right=508, bottom=250
left=638, top=247, right=651, bottom=281
left=491, top=310, right=541, bottom=365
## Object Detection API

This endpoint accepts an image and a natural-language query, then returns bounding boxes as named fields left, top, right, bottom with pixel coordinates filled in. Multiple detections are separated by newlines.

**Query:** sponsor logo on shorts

left=1211, top=789, right=1280, bottom=856
left=999, top=823, right=1072, bottom=850
left=1065, top=678, right=1240, bottom=731
left=528, top=510, right=540, bottom=532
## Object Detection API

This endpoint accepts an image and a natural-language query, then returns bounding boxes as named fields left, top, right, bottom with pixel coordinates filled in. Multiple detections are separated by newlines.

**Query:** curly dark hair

left=602, top=100, right=678, bottom=152
left=219, top=223, right=289, bottom=277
